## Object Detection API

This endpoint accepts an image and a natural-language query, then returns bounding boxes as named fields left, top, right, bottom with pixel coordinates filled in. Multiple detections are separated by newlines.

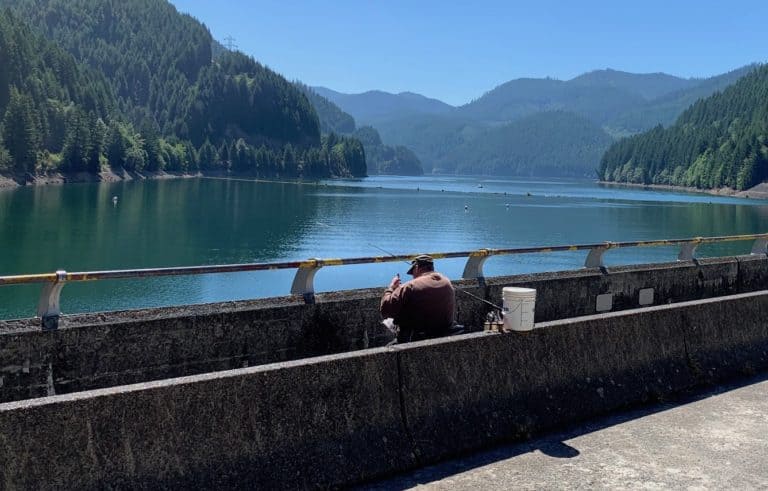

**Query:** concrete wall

left=0, top=350, right=413, bottom=489
left=0, top=256, right=765, bottom=404
left=2, top=290, right=768, bottom=488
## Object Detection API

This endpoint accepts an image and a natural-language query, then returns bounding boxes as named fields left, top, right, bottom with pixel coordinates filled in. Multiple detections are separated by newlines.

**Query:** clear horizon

left=172, top=1, right=766, bottom=106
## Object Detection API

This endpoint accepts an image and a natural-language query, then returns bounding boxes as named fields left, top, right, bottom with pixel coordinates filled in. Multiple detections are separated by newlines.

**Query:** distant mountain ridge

left=456, top=77, right=647, bottom=125
left=312, top=87, right=454, bottom=126
left=568, top=69, right=698, bottom=100
left=297, top=85, right=423, bottom=175
left=320, top=65, right=760, bottom=177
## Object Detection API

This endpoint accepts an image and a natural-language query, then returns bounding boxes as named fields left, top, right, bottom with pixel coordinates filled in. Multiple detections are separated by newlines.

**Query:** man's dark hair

left=420, top=262, right=434, bottom=272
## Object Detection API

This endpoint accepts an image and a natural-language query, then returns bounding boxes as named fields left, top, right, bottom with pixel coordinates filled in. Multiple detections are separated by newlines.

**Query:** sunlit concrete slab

left=363, top=374, right=768, bottom=490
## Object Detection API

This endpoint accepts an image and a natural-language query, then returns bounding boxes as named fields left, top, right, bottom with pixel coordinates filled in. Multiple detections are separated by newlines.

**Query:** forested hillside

left=568, top=69, right=697, bottom=100
left=0, top=0, right=366, bottom=179
left=312, top=87, right=453, bottom=126
left=377, top=111, right=610, bottom=176
left=599, top=65, right=768, bottom=190
left=352, top=126, right=423, bottom=175
left=296, top=83, right=355, bottom=135
left=606, top=65, right=757, bottom=135
left=335, top=67, right=754, bottom=177
left=457, top=77, right=647, bottom=125
left=451, top=111, right=613, bottom=176
left=297, top=84, right=423, bottom=175
left=0, top=9, right=116, bottom=175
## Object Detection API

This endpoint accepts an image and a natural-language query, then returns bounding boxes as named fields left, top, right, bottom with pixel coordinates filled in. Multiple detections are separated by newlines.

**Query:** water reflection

left=1, top=176, right=767, bottom=319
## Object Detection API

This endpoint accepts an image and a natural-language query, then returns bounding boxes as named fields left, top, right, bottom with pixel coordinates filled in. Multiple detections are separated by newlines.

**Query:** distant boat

left=112, top=196, right=118, bottom=205
left=477, top=184, right=483, bottom=188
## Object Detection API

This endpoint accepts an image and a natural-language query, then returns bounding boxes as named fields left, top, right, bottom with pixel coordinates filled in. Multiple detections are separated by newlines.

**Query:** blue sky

left=171, top=0, right=767, bottom=106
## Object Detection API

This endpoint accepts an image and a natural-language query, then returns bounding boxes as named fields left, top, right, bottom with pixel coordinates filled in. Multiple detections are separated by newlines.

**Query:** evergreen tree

left=2, top=87, right=40, bottom=174
left=87, top=117, right=107, bottom=173
left=0, top=135, right=11, bottom=171
left=0, top=2, right=366, bottom=180
left=60, top=109, right=91, bottom=172
left=282, top=144, right=297, bottom=177
left=599, top=65, right=768, bottom=190
left=198, top=140, right=219, bottom=170
left=106, top=121, right=129, bottom=169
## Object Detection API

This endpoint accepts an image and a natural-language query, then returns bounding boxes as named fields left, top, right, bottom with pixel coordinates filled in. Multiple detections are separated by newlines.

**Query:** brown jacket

left=380, top=272, right=455, bottom=341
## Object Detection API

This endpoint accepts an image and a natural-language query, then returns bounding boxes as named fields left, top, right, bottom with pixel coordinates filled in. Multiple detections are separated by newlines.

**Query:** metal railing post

left=2, top=233, right=768, bottom=320
left=585, top=242, right=612, bottom=268
left=462, top=249, right=491, bottom=280
left=290, top=259, right=322, bottom=304
left=751, top=237, right=768, bottom=255
left=36, top=270, right=67, bottom=330
left=678, top=238, right=701, bottom=261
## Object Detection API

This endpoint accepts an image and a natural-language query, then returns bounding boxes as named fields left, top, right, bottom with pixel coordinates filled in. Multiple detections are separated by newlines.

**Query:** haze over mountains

left=315, top=65, right=757, bottom=177
left=297, top=84, right=423, bottom=175
left=0, top=0, right=762, bottom=188
left=312, top=87, right=453, bottom=127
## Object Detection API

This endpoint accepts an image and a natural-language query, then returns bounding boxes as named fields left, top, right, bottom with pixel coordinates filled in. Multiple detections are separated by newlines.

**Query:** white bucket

left=502, top=287, right=536, bottom=332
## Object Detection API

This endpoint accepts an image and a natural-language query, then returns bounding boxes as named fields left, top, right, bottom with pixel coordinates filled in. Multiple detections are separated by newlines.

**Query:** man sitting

left=380, top=254, right=456, bottom=343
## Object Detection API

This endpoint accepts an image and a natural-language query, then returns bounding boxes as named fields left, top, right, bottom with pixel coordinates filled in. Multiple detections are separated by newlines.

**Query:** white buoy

left=112, top=196, right=118, bottom=205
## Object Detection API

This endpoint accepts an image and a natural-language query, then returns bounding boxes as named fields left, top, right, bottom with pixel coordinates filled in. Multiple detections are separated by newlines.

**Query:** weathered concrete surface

left=0, top=291, right=394, bottom=403
left=2, top=291, right=768, bottom=488
left=0, top=348, right=412, bottom=490
left=395, top=310, right=690, bottom=465
left=396, top=290, right=768, bottom=467
left=0, top=256, right=765, bottom=404
left=483, top=256, right=740, bottom=322
left=362, top=374, right=768, bottom=490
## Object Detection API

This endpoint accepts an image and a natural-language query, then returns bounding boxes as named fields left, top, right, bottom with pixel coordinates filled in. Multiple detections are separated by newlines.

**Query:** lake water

left=1, top=175, right=767, bottom=320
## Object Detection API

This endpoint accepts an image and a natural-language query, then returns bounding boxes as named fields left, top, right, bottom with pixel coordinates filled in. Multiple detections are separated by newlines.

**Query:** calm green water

left=1, top=176, right=767, bottom=319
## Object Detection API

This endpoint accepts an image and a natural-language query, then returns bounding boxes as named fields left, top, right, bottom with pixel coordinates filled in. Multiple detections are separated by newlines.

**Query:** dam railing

left=2, top=233, right=767, bottom=329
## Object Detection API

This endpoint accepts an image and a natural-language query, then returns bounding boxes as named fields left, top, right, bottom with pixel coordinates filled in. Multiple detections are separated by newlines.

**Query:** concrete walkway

left=362, top=374, right=768, bottom=490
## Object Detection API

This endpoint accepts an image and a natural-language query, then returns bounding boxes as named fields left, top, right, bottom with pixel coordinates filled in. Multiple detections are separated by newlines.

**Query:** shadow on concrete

left=537, top=441, right=580, bottom=459
left=358, top=371, right=768, bottom=490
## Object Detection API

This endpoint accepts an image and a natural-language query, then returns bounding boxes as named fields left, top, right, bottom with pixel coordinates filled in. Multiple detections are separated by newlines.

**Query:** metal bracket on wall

left=585, top=242, right=612, bottom=268
left=677, top=239, right=701, bottom=261
left=37, top=270, right=67, bottom=330
left=291, top=259, right=321, bottom=303
left=596, top=293, right=613, bottom=312
left=462, top=249, right=491, bottom=281
left=751, top=238, right=768, bottom=255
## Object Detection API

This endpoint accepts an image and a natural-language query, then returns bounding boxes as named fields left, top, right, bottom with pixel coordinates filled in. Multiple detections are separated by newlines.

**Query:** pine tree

left=60, top=109, right=92, bottom=172
left=2, top=87, right=40, bottom=174
left=106, top=121, right=129, bottom=169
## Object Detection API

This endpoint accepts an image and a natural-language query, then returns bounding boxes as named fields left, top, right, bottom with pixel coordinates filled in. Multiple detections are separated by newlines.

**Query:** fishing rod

left=368, top=242, right=503, bottom=311
left=368, top=243, right=411, bottom=264
left=457, top=288, right=503, bottom=311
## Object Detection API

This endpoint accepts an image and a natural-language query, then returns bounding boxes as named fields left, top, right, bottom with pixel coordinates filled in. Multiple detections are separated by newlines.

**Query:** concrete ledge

left=397, top=291, right=768, bottom=465
left=682, top=290, right=768, bottom=382
left=3, top=291, right=768, bottom=488
left=0, top=349, right=412, bottom=489
left=395, top=307, right=692, bottom=463
left=0, top=256, right=765, bottom=406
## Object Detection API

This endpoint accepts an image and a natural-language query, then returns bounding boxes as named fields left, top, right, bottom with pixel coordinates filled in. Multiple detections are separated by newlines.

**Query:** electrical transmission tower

left=223, top=35, right=237, bottom=51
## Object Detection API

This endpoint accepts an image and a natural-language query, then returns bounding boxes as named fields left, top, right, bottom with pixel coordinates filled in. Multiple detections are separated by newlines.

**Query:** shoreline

left=0, top=168, right=205, bottom=188
left=597, top=180, right=768, bottom=200
left=4, top=170, right=768, bottom=201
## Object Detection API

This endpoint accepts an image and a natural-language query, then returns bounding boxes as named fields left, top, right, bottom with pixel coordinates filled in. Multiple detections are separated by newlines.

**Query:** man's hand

left=388, top=274, right=401, bottom=290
